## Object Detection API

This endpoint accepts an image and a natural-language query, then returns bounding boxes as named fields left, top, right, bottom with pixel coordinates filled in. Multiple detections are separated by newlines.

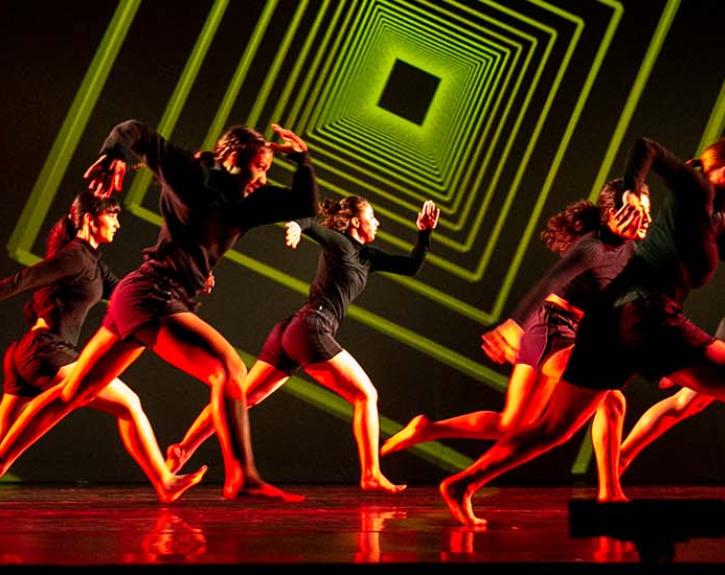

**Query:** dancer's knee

left=601, top=390, right=626, bottom=420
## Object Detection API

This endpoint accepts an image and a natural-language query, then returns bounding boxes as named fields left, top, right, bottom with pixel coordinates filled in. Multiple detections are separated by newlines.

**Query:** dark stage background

left=0, top=0, right=722, bottom=487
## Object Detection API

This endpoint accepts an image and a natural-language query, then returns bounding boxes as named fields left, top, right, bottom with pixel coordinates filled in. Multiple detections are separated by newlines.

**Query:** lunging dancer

left=165, top=197, right=439, bottom=493
left=381, top=180, right=649, bottom=467
left=0, top=191, right=206, bottom=501
left=438, top=137, right=725, bottom=526
left=0, top=119, right=318, bottom=501
left=594, top=315, right=724, bottom=489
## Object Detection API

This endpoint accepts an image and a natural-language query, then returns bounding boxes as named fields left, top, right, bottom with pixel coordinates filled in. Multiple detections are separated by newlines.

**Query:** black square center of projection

left=378, top=60, right=440, bottom=125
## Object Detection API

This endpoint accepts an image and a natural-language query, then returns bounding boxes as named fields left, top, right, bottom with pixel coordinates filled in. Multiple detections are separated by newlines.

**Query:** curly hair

left=540, top=178, right=633, bottom=254
left=213, top=126, right=269, bottom=167
left=318, top=196, right=369, bottom=233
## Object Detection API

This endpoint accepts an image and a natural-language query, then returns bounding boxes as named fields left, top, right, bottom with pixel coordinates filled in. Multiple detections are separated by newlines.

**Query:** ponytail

left=45, top=191, right=120, bottom=258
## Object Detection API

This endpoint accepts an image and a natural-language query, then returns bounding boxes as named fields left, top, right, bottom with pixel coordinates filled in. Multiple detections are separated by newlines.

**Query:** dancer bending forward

left=439, top=137, right=725, bottom=526
left=0, top=119, right=318, bottom=501
left=382, top=178, right=649, bottom=491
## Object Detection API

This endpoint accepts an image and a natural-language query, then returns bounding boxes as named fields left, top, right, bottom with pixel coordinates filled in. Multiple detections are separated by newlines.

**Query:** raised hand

left=611, top=190, right=646, bottom=239
left=268, top=123, right=308, bottom=154
left=416, top=200, right=440, bottom=230
left=284, top=221, right=302, bottom=249
left=200, top=272, right=215, bottom=296
left=83, top=154, right=126, bottom=198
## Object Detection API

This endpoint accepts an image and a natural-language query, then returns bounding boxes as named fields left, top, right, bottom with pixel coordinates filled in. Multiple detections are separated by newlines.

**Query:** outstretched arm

left=368, top=200, right=439, bottom=275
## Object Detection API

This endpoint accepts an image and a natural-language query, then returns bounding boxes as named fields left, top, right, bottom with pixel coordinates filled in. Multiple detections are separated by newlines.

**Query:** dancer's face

left=242, top=148, right=273, bottom=197
left=353, top=203, right=380, bottom=244
left=90, top=209, right=121, bottom=245
left=634, top=192, right=652, bottom=239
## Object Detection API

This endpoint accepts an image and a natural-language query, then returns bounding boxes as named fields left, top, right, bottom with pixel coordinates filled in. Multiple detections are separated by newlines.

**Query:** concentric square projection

left=14, top=0, right=695, bottom=474
left=377, top=59, right=441, bottom=125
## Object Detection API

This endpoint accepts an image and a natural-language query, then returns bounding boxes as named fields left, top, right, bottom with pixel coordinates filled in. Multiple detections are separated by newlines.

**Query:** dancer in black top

left=381, top=180, right=650, bottom=489
left=165, top=197, right=439, bottom=493
left=438, top=136, right=724, bottom=526
left=603, top=316, right=724, bottom=480
left=0, top=191, right=205, bottom=501
left=0, top=119, right=318, bottom=501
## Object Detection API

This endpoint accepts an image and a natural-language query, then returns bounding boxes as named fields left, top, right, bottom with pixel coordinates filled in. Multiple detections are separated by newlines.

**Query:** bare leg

left=0, top=328, right=144, bottom=476
left=439, top=380, right=607, bottom=526
left=382, top=347, right=571, bottom=456
left=381, top=411, right=503, bottom=457
left=166, top=361, right=289, bottom=474
left=148, top=314, right=303, bottom=502
left=620, top=387, right=714, bottom=474
left=88, top=378, right=207, bottom=502
left=592, top=390, right=628, bottom=501
left=0, top=394, right=27, bottom=443
left=304, top=350, right=405, bottom=493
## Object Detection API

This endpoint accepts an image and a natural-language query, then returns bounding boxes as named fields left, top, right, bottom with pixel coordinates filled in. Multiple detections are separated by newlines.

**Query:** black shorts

left=103, top=263, right=199, bottom=341
left=516, top=303, right=579, bottom=368
left=3, top=330, right=78, bottom=397
left=257, top=306, right=343, bottom=374
left=564, top=292, right=715, bottom=390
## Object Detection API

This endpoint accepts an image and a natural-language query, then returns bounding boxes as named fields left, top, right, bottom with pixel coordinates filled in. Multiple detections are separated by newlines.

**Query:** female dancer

left=0, top=191, right=205, bottom=501
left=381, top=179, right=649, bottom=463
left=0, top=119, right=318, bottom=501
left=595, top=315, right=724, bottom=484
left=438, top=136, right=725, bottom=527
left=164, top=197, right=440, bottom=493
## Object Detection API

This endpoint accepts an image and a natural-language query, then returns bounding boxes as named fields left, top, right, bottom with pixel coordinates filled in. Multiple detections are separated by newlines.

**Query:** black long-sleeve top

left=100, top=120, right=319, bottom=297
left=511, top=231, right=636, bottom=325
left=622, top=137, right=724, bottom=303
left=298, top=218, right=431, bottom=326
left=0, top=239, right=118, bottom=345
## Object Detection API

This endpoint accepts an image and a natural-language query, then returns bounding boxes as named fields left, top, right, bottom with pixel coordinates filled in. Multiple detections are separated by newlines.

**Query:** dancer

left=438, top=136, right=725, bottom=526
left=165, top=197, right=440, bottom=493
left=594, top=315, right=724, bottom=485
left=0, top=119, right=319, bottom=501
left=0, top=191, right=206, bottom=501
left=381, top=179, right=649, bottom=457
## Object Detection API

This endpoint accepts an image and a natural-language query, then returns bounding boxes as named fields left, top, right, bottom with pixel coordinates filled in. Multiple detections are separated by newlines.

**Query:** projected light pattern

left=9, top=0, right=713, bottom=477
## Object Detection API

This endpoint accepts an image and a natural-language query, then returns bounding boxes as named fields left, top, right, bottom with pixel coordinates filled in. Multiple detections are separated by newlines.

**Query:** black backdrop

left=0, top=0, right=722, bottom=486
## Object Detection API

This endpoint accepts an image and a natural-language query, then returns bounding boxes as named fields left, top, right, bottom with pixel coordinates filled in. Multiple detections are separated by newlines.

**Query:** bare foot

left=223, top=476, right=305, bottom=503
left=157, top=465, right=208, bottom=504
left=165, top=443, right=190, bottom=474
left=439, top=477, right=487, bottom=527
left=381, top=414, right=430, bottom=456
left=360, top=475, right=407, bottom=494
left=597, top=490, right=630, bottom=503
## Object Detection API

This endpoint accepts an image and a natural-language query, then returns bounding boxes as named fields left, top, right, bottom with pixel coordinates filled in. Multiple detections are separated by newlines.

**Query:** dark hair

left=541, top=178, right=636, bottom=254
left=319, top=196, right=369, bottom=233
left=214, top=126, right=269, bottom=167
left=45, top=191, right=120, bottom=258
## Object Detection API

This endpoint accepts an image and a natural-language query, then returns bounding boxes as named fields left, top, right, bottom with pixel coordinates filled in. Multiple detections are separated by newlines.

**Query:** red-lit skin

left=165, top=200, right=440, bottom=495
left=0, top=124, right=309, bottom=504
left=0, top=208, right=206, bottom=502
left=436, top=155, right=725, bottom=527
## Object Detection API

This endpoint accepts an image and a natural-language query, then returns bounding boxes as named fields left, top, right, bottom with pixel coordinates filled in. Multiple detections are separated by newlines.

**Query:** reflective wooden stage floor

left=0, top=483, right=723, bottom=574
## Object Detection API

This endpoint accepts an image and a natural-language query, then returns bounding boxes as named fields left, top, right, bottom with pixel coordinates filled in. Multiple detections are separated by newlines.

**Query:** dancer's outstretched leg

left=439, top=381, right=607, bottom=526
left=304, top=350, right=406, bottom=494
left=149, top=313, right=304, bottom=502
left=90, top=378, right=208, bottom=502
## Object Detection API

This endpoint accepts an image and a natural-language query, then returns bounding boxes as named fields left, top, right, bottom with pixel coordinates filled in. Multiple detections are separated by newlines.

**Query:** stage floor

left=0, top=483, right=722, bottom=573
